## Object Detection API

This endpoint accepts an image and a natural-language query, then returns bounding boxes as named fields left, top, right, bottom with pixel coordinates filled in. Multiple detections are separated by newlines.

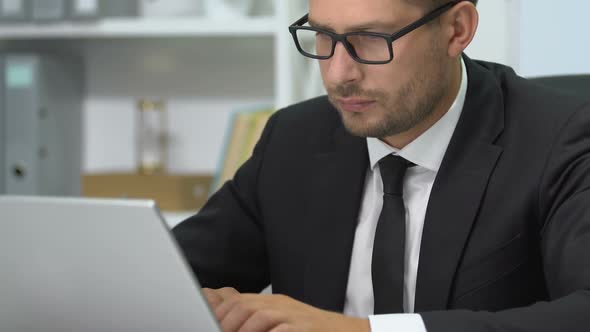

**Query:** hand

left=203, top=287, right=371, bottom=332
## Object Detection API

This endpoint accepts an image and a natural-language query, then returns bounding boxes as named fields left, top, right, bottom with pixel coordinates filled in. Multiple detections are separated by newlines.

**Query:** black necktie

left=372, top=154, right=413, bottom=314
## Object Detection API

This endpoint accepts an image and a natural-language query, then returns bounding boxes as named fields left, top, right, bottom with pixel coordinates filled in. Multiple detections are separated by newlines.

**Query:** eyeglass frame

left=288, top=0, right=466, bottom=65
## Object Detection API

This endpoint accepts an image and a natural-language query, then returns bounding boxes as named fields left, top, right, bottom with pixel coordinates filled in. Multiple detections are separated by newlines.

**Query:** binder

left=69, top=0, right=140, bottom=19
left=31, top=0, right=66, bottom=22
left=1, top=54, right=83, bottom=195
left=68, top=0, right=100, bottom=20
left=141, top=0, right=202, bottom=17
left=3, top=56, right=39, bottom=194
left=0, top=57, right=4, bottom=193
left=0, top=0, right=27, bottom=22
left=101, top=0, right=139, bottom=18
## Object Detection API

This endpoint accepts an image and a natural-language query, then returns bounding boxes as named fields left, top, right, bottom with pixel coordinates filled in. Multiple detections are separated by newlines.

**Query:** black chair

left=529, top=74, right=590, bottom=98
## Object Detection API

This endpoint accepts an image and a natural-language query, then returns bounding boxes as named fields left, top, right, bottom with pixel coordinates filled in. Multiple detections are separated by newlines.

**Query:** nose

left=323, top=41, right=363, bottom=85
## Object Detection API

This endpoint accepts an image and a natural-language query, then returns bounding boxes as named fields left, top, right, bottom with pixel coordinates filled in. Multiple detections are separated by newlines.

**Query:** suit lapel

left=303, top=122, right=369, bottom=312
left=414, top=56, right=505, bottom=311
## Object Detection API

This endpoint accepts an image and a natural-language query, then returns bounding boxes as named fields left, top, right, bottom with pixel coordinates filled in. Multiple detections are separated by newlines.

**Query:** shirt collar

left=367, top=58, right=468, bottom=172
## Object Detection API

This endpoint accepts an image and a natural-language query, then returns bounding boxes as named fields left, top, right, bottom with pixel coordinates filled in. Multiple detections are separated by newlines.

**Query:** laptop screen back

left=0, top=196, right=221, bottom=332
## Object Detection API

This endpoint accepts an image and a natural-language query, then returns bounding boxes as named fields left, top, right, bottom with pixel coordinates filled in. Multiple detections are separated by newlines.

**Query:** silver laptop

left=0, top=195, right=221, bottom=332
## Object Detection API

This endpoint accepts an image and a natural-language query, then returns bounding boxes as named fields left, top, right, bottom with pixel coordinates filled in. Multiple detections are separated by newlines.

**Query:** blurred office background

left=0, top=0, right=588, bottom=226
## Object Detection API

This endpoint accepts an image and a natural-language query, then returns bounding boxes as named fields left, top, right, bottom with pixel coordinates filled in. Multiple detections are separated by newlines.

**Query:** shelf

left=0, top=16, right=278, bottom=39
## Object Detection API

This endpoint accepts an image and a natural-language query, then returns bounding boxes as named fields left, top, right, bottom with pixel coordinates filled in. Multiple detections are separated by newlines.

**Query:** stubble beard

left=328, top=44, right=450, bottom=139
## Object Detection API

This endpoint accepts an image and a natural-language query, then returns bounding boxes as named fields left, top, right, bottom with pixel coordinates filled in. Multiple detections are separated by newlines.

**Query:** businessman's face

left=311, top=0, right=455, bottom=141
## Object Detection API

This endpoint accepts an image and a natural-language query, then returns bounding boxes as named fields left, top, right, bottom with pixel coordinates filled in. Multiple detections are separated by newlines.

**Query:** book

left=211, top=108, right=274, bottom=193
left=240, top=109, right=273, bottom=163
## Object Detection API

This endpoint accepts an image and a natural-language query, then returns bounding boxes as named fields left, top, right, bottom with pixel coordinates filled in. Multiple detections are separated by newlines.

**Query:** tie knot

left=378, top=155, right=413, bottom=196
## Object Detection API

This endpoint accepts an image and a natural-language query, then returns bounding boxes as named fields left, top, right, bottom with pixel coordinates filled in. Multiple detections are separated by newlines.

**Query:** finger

left=203, top=288, right=224, bottom=308
left=215, top=294, right=245, bottom=322
left=215, top=293, right=263, bottom=319
left=219, top=299, right=257, bottom=332
left=217, top=287, right=240, bottom=300
left=269, top=323, right=295, bottom=332
left=238, top=309, right=284, bottom=332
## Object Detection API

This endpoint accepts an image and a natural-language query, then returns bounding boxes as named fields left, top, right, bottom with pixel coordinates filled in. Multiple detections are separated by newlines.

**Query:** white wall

left=517, top=0, right=590, bottom=77
left=465, top=0, right=517, bottom=68
left=466, top=0, right=590, bottom=77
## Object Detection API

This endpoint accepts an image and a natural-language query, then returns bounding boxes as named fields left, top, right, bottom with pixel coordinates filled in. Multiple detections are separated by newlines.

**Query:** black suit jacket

left=173, top=56, right=590, bottom=331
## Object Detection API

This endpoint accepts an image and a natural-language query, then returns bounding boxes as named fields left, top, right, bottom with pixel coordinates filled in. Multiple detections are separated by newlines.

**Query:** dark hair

left=434, top=0, right=478, bottom=6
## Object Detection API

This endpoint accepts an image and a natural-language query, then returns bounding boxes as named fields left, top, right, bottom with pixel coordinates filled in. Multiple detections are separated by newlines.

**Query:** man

left=173, top=0, right=590, bottom=331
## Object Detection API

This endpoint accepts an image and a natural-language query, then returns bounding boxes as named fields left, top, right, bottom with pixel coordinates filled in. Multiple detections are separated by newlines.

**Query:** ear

left=441, top=2, right=479, bottom=57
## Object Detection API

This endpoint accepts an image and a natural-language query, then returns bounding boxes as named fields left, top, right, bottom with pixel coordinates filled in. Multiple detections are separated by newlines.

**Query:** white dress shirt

left=342, top=59, right=468, bottom=332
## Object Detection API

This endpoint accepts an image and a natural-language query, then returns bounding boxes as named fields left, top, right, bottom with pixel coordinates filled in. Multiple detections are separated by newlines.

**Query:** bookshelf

left=0, top=0, right=318, bottom=180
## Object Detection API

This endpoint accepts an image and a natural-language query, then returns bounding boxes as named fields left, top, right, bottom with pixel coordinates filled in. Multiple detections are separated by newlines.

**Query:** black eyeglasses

left=288, top=0, right=464, bottom=65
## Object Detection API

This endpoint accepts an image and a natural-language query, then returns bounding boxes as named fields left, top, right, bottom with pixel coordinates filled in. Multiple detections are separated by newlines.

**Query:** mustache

left=328, top=83, right=383, bottom=100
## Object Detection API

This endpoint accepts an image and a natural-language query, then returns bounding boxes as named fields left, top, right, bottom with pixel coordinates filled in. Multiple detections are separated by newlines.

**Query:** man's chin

left=340, top=115, right=381, bottom=138
left=339, top=111, right=412, bottom=139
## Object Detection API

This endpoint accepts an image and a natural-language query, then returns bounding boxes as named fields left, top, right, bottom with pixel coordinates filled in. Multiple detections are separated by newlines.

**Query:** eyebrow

left=308, top=18, right=401, bottom=33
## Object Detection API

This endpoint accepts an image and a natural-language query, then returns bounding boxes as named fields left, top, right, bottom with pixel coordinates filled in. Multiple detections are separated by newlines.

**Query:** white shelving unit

left=0, top=17, right=278, bottom=38
left=0, top=0, right=320, bottom=175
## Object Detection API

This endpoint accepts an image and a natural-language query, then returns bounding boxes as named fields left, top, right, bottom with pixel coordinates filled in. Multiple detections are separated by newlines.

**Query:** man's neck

left=382, top=59, right=463, bottom=149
